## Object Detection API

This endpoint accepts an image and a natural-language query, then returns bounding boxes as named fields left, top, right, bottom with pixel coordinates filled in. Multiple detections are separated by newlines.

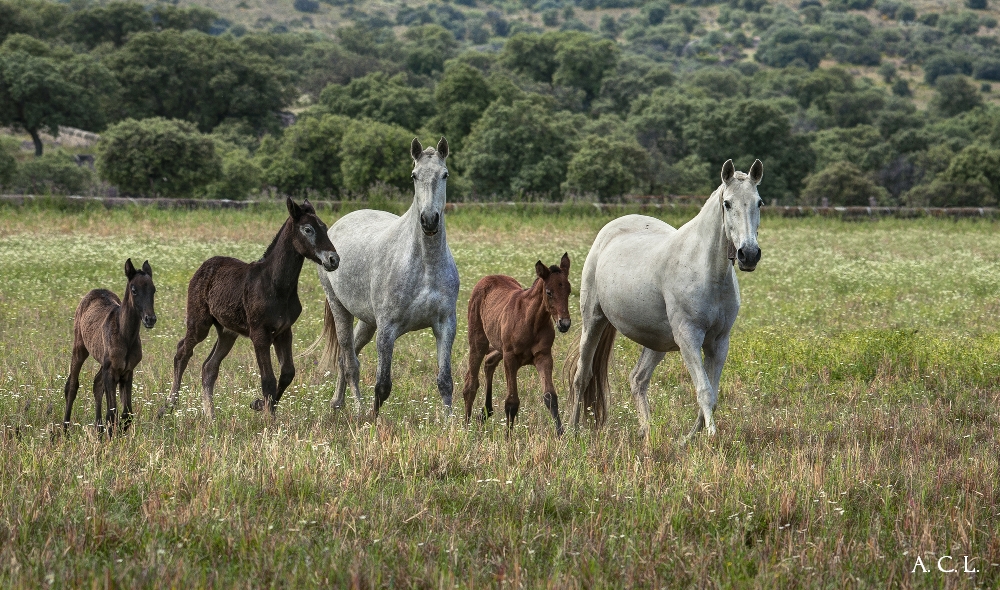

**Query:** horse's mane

left=259, top=218, right=290, bottom=261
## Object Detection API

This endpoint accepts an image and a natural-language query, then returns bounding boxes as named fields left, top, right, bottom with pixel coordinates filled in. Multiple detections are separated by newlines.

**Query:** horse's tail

left=300, top=299, right=341, bottom=373
left=564, top=323, right=617, bottom=428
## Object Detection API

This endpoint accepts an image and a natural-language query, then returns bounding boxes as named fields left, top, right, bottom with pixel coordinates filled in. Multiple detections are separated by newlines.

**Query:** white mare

left=567, top=159, right=764, bottom=441
left=316, top=138, right=459, bottom=416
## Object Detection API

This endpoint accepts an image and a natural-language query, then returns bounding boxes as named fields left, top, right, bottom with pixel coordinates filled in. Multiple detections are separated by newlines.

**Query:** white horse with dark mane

left=316, top=137, right=459, bottom=416
left=567, top=159, right=764, bottom=442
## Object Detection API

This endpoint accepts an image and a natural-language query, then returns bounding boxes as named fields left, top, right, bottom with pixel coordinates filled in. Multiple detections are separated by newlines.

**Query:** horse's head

left=124, top=258, right=157, bottom=328
left=719, top=159, right=764, bottom=272
left=537, top=253, right=572, bottom=333
left=287, top=197, right=339, bottom=272
left=410, top=137, right=449, bottom=237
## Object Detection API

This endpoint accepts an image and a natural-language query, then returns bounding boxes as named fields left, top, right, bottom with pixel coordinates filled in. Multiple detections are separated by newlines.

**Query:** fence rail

left=2, top=194, right=999, bottom=219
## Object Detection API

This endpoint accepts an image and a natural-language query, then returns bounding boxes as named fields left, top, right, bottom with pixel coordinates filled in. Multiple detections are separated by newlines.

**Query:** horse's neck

left=523, top=279, right=550, bottom=329
left=679, top=187, right=731, bottom=279
left=399, top=205, right=449, bottom=264
left=262, top=222, right=305, bottom=294
left=118, top=291, right=141, bottom=341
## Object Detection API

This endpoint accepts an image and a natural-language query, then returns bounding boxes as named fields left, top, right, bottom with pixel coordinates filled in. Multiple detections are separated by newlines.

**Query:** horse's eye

left=304, top=226, right=314, bottom=235
left=546, top=289, right=553, bottom=297
left=442, top=171, right=449, bottom=179
left=723, top=201, right=732, bottom=210
left=758, top=200, right=764, bottom=208
left=411, top=172, right=417, bottom=180
left=131, top=286, right=137, bottom=295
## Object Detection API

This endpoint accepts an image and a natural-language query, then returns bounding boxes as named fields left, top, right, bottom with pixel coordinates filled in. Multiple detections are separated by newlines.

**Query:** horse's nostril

left=737, top=248, right=746, bottom=261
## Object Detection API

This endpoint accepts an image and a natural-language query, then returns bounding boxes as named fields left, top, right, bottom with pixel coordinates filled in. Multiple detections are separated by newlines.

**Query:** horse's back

left=74, top=289, right=120, bottom=356
left=187, top=256, right=252, bottom=333
left=468, top=275, right=522, bottom=318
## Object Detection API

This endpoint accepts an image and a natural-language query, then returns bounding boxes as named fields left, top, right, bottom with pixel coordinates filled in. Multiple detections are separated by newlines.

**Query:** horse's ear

left=721, top=159, right=736, bottom=185
left=300, top=198, right=315, bottom=214
left=436, top=137, right=449, bottom=160
left=535, top=260, right=550, bottom=280
left=560, top=252, right=570, bottom=273
left=286, top=196, right=303, bottom=220
left=411, top=137, right=423, bottom=161
left=749, top=159, right=763, bottom=185
left=124, top=258, right=136, bottom=280
left=142, top=260, right=152, bottom=278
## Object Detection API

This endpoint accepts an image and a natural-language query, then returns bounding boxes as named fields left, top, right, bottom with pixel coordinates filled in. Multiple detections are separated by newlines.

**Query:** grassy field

left=0, top=201, right=999, bottom=587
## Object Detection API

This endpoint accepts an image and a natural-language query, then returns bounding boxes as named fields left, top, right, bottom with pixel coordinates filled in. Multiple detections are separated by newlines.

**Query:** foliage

left=11, top=148, right=94, bottom=194
left=318, top=72, right=434, bottom=131
left=931, top=75, right=983, bottom=117
left=106, top=30, right=294, bottom=133
left=257, top=114, right=351, bottom=196
left=0, top=136, right=19, bottom=187
left=460, top=96, right=581, bottom=198
left=96, top=117, right=221, bottom=197
left=564, top=135, right=648, bottom=201
left=339, top=118, right=415, bottom=192
left=800, top=161, right=888, bottom=206
left=426, top=62, right=495, bottom=152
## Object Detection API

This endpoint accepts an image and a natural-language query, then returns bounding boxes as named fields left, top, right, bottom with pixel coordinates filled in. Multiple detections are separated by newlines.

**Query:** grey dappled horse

left=567, top=159, right=764, bottom=442
left=316, top=137, right=459, bottom=416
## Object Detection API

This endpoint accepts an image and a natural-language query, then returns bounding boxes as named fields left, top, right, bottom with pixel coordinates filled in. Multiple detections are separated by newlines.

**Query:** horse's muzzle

left=321, top=251, right=340, bottom=272
left=557, top=318, right=571, bottom=333
left=143, top=315, right=157, bottom=329
left=737, top=246, right=761, bottom=272
left=420, top=212, right=440, bottom=236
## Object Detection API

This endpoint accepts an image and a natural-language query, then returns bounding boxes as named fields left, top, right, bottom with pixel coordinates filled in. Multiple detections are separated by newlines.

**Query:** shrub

left=966, top=0, right=987, bottom=9
left=800, top=161, right=888, bottom=206
left=564, top=136, right=648, bottom=201
left=200, top=141, right=261, bottom=200
left=96, top=117, right=221, bottom=197
left=973, top=59, right=1000, bottom=81
left=0, top=136, right=17, bottom=188
left=293, top=0, right=319, bottom=12
left=897, top=4, right=916, bottom=21
left=13, top=149, right=94, bottom=194
left=339, top=119, right=414, bottom=193
left=257, top=114, right=351, bottom=196
left=930, top=75, right=983, bottom=117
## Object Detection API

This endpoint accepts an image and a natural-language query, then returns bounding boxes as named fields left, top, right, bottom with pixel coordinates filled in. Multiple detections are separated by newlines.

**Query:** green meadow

left=0, top=202, right=997, bottom=587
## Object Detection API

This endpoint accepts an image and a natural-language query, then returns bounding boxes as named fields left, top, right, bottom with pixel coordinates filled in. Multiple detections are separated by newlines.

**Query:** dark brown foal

left=160, top=197, right=339, bottom=419
left=463, top=253, right=572, bottom=434
left=63, top=259, right=157, bottom=438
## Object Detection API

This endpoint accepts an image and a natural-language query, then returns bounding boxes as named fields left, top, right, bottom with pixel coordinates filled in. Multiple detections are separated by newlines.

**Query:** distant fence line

left=2, top=194, right=1000, bottom=219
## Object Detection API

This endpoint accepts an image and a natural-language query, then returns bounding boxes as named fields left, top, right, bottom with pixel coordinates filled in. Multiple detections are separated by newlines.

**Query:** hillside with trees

left=2, top=0, right=1000, bottom=204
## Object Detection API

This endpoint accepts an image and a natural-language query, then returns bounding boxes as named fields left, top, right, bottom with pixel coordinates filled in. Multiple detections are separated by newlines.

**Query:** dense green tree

left=0, top=0, right=66, bottom=43
left=811, top=125, right=884, bottom=170
left=755, top=27, right=823, bottom=70
left=318, top=72, right=434, bottom=131
left=594, top=55, right=674, bottom=114
left=931, top=75, right=983, bottom=117
left=256, top=114, right=351, bottom=196
left=403, top=24, right=457, bottom=75
left=0, top=136, right=17, bottom=188
left=800, top=161, right=887, bottom=206
left=200, top=139, right=262, bottom=200
left=564, top=135, right=648, bottom=201
left=107, top=30, right=294, bottom=132
left=62, top=1, right=152, bottom=48
left=501, top=31, right=619, bottom=102
left=461, top=96, right=581, bottom=197
left=340, top=119, right=415, bottom=192
left=938, top=143, right=1000, bottom=201
left=427, top=62, right=495, bottom=152
left=13, top=148, right=93, bottom=194
left=151, top=5, right=218, bottom=33
left=0, top=37, right=94, bottom=155
left=96, top=117, right=221, bottom=197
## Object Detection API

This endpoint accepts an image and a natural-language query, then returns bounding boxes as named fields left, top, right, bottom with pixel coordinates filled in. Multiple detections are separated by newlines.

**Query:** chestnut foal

left=63, top=259, right=157, bottom=437
left=463, top=254, right=572, bottom=434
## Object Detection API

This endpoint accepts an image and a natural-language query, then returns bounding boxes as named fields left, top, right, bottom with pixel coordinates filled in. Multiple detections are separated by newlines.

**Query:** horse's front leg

left=533, top=352, right=563, bottom=436
left=502, top=355, right=521, bottom=434
left=248, top=330, right=278, bottom=416
left=101, top=361, right=120, bottom=439
left=372, top=324, right=398, bottom=417
left=674, top=324, right=716, bottom=442
left=701, top=333, right=731, bottom=431
left=272, top=328, right=295, bottom=407
left=119, top=369, right=135, bottom=434
left=629, top=347, right=666, bottom=440
left=432, top=313, right=457, bottom=412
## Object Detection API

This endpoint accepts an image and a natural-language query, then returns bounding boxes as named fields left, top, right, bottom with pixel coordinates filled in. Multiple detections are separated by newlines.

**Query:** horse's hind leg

left=161, top=314, right=212, bottom=417
left=630, top=347, right=665, bottom=440
left=248, top=329, right=278, bottom=416
left=63, top=342, right=89, bottom=431
left=502, top=357, right=521, bottom=434
left=327, top=298, right=361, bottom=410
left=482, top=350, right=502, bottom=421
left=201, top=327, right=238, bottom=419
left=92, top=368, right=104, bottom=436
left=462, top=336, right=489, bottom=425
left=101, top=362, right=120, bottom=438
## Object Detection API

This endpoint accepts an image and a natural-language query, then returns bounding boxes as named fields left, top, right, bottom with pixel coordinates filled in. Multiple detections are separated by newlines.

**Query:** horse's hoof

left=250, top=399, right=264, bottom=412
left=555, top=425, right=565, bottom=437
left=330, top=400, right=345, bottom=410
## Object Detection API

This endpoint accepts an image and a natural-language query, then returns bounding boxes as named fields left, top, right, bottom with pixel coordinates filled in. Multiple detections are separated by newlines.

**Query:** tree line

left=2, top=0, right=1000, bottom=205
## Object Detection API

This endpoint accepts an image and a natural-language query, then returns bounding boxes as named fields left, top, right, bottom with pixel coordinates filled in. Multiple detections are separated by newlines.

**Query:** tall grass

left=0, top=203, right=998, bottom=587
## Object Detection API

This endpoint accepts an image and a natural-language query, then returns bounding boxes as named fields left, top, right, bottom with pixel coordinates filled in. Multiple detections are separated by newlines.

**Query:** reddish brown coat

left=462, top=254, right=571, bottom=434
